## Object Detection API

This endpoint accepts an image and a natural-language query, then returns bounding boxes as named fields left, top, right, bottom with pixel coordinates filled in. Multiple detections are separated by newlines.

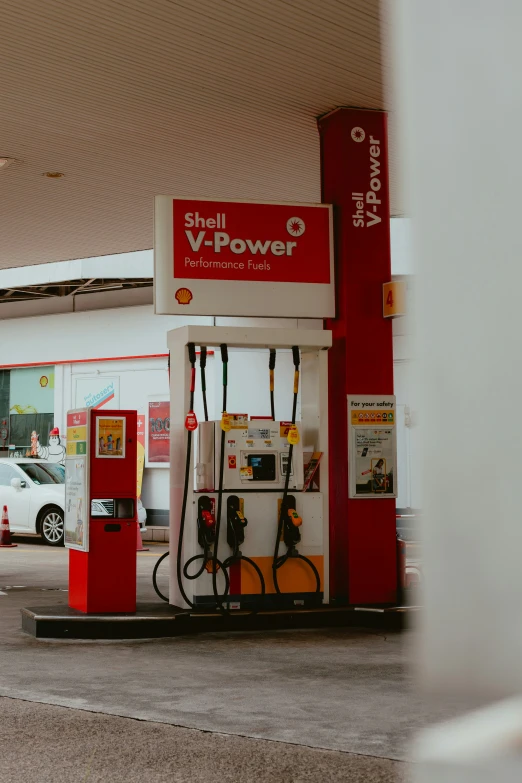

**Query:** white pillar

left=393, top=0, right=522, bottom=777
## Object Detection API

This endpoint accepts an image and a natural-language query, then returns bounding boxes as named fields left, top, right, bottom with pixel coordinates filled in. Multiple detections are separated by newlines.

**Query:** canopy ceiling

left=0, top=0, right=397, bottom=269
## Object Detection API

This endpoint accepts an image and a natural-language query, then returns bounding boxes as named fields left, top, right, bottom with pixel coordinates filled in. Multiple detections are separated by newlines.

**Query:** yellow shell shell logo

left=175, top=287, right=193, bottom=305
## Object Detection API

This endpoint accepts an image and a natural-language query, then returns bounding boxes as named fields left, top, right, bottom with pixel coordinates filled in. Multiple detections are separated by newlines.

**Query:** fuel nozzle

left=281, top=497, right=301, bottom=549
left=226, top=496, right=248, bottom=550
left=197, top=499, right=216, bottom=548
left=287, top=508, right=302, bottom=527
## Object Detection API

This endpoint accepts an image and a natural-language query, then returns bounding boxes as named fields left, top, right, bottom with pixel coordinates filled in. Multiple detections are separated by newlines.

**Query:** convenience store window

left=8, top=367, right=55, bottom=454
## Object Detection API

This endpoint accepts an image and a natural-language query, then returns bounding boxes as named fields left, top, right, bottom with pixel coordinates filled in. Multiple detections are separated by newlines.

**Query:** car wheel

left=40, top=507, right=64, bottom=547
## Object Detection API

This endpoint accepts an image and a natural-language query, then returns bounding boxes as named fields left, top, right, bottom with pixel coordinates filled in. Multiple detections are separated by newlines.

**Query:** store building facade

left=0, top=221, right=416, bottom=526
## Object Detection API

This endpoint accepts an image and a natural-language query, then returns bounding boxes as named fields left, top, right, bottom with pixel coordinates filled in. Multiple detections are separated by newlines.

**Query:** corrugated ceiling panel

left=0, top=0, right=400, bottom=269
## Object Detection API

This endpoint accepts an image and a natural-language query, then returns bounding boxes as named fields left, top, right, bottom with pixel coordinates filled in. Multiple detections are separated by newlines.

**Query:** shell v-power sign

left=154, top=197, right=334, bottom=318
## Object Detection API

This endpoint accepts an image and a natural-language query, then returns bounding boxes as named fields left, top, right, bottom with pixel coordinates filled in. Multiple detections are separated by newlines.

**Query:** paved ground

left=1, top=697, right=404, bottom=782
left=0, top=535, right=442, bottom=781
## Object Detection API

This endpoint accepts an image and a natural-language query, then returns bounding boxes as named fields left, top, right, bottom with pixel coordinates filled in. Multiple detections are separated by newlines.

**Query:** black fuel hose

left=211, top=344, right=230, bottom=614
left=153, top=343, right=229, bottom=607
left=200, top=345, right=209, bottom=422
left=272, top=346, right=321, bottom=598
left=269, top=348, right=276, bottom=420
left=208, top=343, right=265, bottom=613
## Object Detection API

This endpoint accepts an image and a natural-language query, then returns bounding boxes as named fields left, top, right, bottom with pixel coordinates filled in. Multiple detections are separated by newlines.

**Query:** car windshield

left=18, top=462, right=65, bottom=485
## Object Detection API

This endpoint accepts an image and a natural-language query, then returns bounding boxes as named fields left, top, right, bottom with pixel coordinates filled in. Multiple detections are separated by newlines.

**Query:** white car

left=0, top=458, right=147, bottom=546
left=0, top=459, right=65, bottom=546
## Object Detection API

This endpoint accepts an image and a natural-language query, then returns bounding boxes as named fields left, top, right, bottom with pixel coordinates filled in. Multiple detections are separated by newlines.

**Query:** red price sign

left=185, top=411, right=198, bottom=431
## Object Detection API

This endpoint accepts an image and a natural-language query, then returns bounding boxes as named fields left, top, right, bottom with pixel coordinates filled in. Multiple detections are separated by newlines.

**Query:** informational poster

left=65, top=408, right=90, bottom=551
left=348, top=395, right=397, bottom=499
left=96, top=417, right=126, bottom=458
left=146, top=399, right=170, bottom=466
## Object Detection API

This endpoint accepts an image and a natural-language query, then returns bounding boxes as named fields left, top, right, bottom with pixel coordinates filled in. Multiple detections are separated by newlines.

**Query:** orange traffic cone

left=0, top=506, right=17, bottom=548
left=136, top=520, right=148, bottom=552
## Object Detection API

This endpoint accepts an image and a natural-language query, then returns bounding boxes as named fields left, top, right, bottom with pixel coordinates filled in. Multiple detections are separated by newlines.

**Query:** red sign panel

left=137, top=414, right=145, bottom=446
left=319, top=107, right=396, bottom=605
left=173, top=199, right=331, bottom=284
left=148, top=401, right=170, bottom=464
left=185, top=411, right=198, bottom=431
left=155, top=196, right=334, bottom=318
left=67, top=410, right=87, bottom=427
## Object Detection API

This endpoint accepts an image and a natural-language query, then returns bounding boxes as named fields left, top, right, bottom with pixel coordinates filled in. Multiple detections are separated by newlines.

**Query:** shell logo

left=175, top=287, right=193, bottom=305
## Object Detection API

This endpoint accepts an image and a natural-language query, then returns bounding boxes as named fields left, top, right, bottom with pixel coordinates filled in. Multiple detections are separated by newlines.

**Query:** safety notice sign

left=348, top=395, right=397, bottom=499
left=154, top=196, right=334, bottom=318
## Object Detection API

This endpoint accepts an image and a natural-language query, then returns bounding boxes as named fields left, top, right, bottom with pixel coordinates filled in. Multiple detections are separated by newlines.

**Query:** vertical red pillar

left=318, top=108, right=396, bottom=605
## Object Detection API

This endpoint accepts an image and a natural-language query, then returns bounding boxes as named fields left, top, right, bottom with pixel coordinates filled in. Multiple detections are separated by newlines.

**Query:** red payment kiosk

left=65, top=408, right=138, bottom=613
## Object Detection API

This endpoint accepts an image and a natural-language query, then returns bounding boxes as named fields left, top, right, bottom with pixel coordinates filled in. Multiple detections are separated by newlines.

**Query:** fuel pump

left=160, top=325, right=330, bottom=612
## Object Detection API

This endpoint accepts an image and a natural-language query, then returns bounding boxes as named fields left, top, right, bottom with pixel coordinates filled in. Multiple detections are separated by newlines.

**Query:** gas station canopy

left=0, top=0, right=397, bottom=269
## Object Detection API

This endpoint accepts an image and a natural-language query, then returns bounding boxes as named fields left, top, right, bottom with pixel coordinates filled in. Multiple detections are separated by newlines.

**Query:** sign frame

left=146, top=396, right=170, bottom=467
left=348, top=395, right=397, bottom=500
left=154, top=196, right=335, bottom=318
left=95, top=416, right=126, bottom=459
left=65, top=407, right=90, bottom=552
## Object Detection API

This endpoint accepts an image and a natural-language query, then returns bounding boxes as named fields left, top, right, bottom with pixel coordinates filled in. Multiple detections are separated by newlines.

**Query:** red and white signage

left=185, top=411, right=198, bottom=432
left=147, top=400, right=170, bottom=464
left=154, top=197, right=334, bottom=318
left=319, top=107, right=396, bottom=605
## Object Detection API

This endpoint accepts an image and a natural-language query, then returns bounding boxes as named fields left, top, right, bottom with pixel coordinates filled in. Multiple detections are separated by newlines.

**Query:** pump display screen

left=247, top=453, right=276, bottom=482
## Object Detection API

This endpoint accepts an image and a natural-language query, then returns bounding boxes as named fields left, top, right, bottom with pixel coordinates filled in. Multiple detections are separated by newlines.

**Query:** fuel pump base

left=69, top=520, right=137, bottom=613
left=21, top=602, right=413, bottom=640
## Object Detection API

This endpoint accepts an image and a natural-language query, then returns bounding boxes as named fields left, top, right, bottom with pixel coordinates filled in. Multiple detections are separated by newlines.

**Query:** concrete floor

left=1, top=697, right=404, bottom=783
left=0, top=536, right=436, bottom=781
